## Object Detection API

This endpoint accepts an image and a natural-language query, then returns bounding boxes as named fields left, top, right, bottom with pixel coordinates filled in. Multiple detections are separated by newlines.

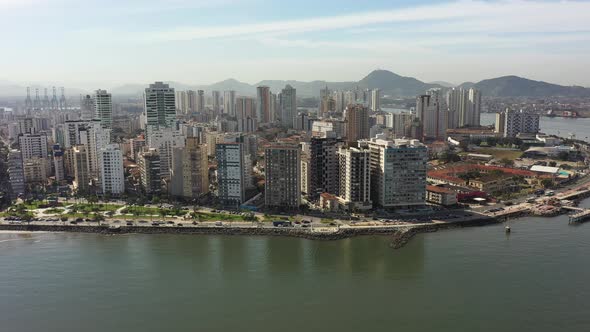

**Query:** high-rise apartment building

left=503, top=109, right=540, bottom=137
left=495, top=112, right=506, bottom=134
left=256, top=86, right=271, bottom=123
left=223, top=90, right=236, bottom=116
left=337, top=146, right=372, bottom=210
left=146, top=128, right=185, bottom=180
left=23, top=158, right=47, bottom=184
left=264, top=144, right=301, bottom=209
left=362, top=137, right=427, bottom=207
left=18, top=133, right=48, bottom=161
left=8, top=149, right=25, bottom=199
left=416, top=89, right=447, bottom=141
left=196, top=90, right=205, bottom=113
left=345, top=104, right=370, bottom=144
left=175, top=90, right=189, bottom=114
left=236, top=96, right=256, bottom=119
left=216, top=143, right=246, bottom=206
left=143, top=82, right=176, bottom=136
left=98, top=144, right=124, bottom=195
left=181, top=137, right=209, bottom=199
left=138, top=149, right=161, bottom=195
left=94, top=89, right=113, bottom=132
left=468, top=88, right=481, bottom=127
left=80, top=94, right=95, bottom=120
left=308, top=137, right=342, bottom=199
left=212, top=91, right=221, bottom=113
left=279, top=85, right=296, bottom=128
left=73, top=145, right=90, bottom=193
left=53, top=147, right=65, bottom=182
left=371, top=89, right=381, bottom=111
left=446, top=88, right=481, bottom=128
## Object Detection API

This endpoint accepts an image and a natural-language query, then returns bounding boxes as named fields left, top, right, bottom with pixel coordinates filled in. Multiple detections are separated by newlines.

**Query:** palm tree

left=93, top=213, right=105, bottom=225
left=159, top=208, right=167, bottom=221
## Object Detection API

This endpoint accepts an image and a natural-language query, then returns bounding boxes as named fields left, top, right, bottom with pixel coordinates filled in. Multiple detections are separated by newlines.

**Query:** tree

left=159, top=209, right=168, bottom=219
left=87, top=195, right=99, bottom=206
left=499, top=158, right=514, bottom=167
left=152, top=196, right=161, bottom=205
left=557, top=151, right=569, bottom=161
left=548, top=161, right=557, bottom=167
left=93, top=213, right=105, bottom=225
left=541, top=179, right=554, bottom=189
left=440, top=152, right=461, bottom=164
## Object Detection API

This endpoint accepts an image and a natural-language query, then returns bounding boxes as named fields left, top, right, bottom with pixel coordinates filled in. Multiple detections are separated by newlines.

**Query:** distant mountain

left=457, top=82, right=476, bottom=89
left=462, top=76, right=590, bottom=97
left=255, top=80, right=355, bottom=97
left=203, top=78, right=255, bottom=96
left=357, top=70, right=442, bottom=96
left=429, top=81, right=456, bottom=88
left=4, top=71, right=589, bottom=99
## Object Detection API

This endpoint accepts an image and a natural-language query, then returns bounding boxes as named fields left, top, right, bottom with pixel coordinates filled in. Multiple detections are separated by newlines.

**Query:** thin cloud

left=148, top=0, right=590, bottom=41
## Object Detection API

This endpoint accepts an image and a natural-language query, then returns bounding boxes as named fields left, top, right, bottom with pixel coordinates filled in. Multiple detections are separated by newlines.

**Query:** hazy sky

left=1, top=0, right=590, bottom=88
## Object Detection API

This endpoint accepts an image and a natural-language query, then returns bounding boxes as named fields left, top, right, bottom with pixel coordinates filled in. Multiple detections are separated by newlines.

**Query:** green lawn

left=70, top=203, right=123, bottom=213
left=474, top=148, right=523, bottom=160
left=190, top=212, right=246, bottom=221
left=45, top=208, right=65, bottom=214
left=122, top=206, right=188, bottom=217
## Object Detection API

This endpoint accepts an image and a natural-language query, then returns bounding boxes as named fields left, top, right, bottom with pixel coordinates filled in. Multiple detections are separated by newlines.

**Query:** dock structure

left=569, top=209, right=590, bottom=223
left=558, top=189, right=590, bottom=201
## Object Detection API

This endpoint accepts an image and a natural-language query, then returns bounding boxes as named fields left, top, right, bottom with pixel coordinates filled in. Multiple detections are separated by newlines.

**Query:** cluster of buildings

left=1, top=79, right=555, bottom=213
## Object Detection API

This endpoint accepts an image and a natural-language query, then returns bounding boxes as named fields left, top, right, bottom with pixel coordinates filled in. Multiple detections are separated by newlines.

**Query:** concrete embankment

left=0, top=215, right=498, bottom=249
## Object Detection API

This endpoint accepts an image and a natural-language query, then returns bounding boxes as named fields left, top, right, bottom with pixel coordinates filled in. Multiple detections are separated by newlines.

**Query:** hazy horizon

left=2, top=0, right=590, bottom=88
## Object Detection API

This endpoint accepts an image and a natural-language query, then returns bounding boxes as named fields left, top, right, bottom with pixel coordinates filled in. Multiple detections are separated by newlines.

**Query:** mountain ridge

left=2, top=71, right=589, bottom=98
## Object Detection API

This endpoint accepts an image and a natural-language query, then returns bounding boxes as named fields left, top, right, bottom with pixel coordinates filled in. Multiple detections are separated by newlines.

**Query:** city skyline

left=1, top=0, right=590, bottom=87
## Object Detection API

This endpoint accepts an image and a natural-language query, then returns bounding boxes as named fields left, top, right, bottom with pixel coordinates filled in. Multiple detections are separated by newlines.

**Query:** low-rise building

left=319, top=192, right=339, bottom=212
left=426, top=185, right=458, bottom=206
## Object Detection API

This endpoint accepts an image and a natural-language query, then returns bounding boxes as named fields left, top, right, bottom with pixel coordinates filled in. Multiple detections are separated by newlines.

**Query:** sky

left=1, top=0, right=590, bottom=89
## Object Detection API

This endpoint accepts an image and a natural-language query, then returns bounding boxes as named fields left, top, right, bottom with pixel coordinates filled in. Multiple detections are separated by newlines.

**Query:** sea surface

left=2, top=199, right=590, bottom=331
left=481, top=113, right=590, bottom=141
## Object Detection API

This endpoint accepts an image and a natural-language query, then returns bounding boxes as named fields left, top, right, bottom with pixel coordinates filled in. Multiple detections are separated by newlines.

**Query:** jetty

left=567, top=207, right=590, bottom=223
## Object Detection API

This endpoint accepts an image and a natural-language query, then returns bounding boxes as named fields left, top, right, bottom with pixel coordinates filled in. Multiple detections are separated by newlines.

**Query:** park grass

left=190, top=212, right=245, bottom=221
left=45, top=208, right=65, bottom=214
left=71, top=203, right=123, bottom=213
left=122, top=206, right=188, bottom=217
left=475, top=148, right=523, bottom=160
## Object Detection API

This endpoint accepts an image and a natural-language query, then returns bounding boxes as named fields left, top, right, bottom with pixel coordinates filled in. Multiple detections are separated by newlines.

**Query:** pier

left=565, top=207, right=590, bottom=223
left=557, top=189, right=590, bottom=201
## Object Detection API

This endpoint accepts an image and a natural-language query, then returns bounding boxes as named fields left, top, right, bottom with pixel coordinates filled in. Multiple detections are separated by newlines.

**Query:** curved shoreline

left=0, top=216, right=499, bottom=248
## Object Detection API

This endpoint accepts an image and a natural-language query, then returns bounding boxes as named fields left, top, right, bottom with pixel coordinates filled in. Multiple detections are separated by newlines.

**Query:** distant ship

left=545, top=110, right=578, bottom=118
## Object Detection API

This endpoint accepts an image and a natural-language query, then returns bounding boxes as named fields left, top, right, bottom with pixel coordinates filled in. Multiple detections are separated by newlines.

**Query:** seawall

left=0, top=215, right=498, bottom=248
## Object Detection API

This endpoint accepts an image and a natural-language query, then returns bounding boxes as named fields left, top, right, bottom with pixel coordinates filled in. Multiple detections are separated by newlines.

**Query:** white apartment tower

left=216, top=143, right=246, bottom=206
left=416, top=89, right=447, bottom=141
left=371, top=89, right=381, bottom=111
left=98, top=144, right=125, bottom=195
left=94, top=89, right=113, bottom=132
left=144, top=82, right=177, bottom=136
left=503, top=109, right=540, bottom=137
left=361, top=137, right=428, bottom=207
